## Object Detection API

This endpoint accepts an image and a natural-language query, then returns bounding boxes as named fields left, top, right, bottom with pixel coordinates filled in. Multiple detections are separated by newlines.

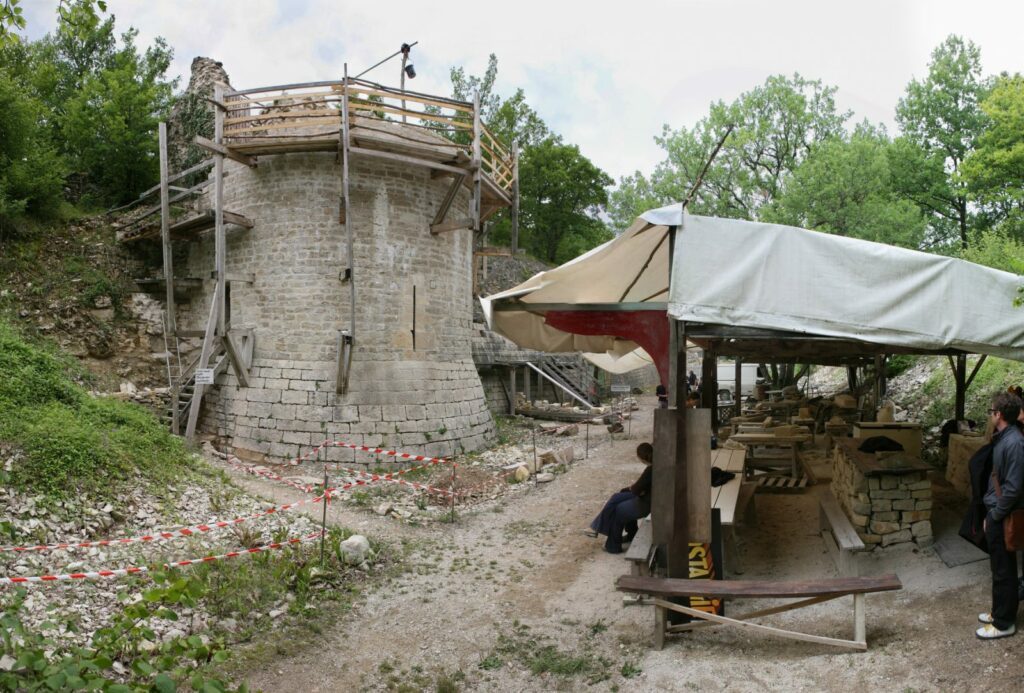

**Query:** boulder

left=539, top=446, right=575, bottom=467
left=536, top=472, right=555, bottom=483
left=513, top=465, right=530, bottom=483
left=339, top=535, right=370, bottom=564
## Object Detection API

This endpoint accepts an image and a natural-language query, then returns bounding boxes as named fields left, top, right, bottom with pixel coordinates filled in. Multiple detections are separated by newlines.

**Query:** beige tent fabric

left=480, top=216, right=669, bottom=358
left=582, top=348, right=654, bottom=374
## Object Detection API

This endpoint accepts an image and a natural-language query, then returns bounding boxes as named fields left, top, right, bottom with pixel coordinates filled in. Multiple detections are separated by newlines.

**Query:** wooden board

left=819, top=489, right=865, bottom=551
left=616, top=573, right=902, bottom=599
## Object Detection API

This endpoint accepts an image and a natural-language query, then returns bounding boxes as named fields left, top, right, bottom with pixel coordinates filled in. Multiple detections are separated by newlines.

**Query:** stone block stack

left=830, top=440, right=933, bottom=548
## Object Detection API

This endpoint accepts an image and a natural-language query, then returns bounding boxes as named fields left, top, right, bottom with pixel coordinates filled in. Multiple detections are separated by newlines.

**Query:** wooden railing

left=221, top=78, right=516, bottom=195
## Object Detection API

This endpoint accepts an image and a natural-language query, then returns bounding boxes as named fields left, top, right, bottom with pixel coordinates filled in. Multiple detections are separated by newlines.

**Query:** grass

left=0, top=318, right=194, bottom=502
left=479, top=620, right=612, bottom=685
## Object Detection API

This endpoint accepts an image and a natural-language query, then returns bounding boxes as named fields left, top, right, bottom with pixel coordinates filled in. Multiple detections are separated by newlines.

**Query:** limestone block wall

left=177, top=151, right=495, bottom=463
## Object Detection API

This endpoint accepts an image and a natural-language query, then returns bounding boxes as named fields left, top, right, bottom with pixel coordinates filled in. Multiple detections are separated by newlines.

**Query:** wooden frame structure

left=617, top=573, right=903, bottom=651
left=118, top=74, right=519, bottom=437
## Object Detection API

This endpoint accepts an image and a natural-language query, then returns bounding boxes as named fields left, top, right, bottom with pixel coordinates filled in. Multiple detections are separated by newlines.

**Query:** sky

left=19, top=0, right=1024, bottom=186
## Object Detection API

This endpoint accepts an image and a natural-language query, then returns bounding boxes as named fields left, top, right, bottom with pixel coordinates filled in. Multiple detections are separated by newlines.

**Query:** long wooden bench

left=617, top=573, right=902, bottom=651
left=819, top=489, right=866, bottom=576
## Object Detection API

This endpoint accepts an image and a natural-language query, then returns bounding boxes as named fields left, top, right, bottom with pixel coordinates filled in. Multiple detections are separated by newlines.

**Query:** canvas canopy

left=482, top=202, right=1024, bottom=366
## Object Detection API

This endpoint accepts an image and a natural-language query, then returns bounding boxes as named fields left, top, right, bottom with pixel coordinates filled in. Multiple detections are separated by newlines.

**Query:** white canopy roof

left=482, top=203, right=1024, bottom=367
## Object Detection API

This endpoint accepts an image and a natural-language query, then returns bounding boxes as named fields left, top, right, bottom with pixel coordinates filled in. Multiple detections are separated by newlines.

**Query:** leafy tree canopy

left=763, top=122, right=927, bottom=248
left=960, top=73, right=1024, bottom=239
left=894, top=35, right=990, bottom=249
left=609, top=73, right=849, bottom=230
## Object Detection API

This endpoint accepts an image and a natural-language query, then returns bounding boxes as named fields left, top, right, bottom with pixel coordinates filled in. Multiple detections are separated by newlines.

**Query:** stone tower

left=139, top=58, right=517, bottom=464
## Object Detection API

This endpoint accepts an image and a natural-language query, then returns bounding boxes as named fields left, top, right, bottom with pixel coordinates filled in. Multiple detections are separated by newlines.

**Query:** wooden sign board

left=610, top=384, right=632, bottom=393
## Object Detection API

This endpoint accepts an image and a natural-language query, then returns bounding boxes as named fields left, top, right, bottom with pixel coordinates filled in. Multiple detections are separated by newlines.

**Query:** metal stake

left=450, top=462, right=456, bottom=523
left=586, top=417, right=590, bottom=459
left=533, top=424, right=538, bottom=487
left=319, top=460, right=328, bottom=567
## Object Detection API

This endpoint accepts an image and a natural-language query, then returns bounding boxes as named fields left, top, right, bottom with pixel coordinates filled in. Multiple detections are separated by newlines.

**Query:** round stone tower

left=167, top=61, right=507, bottom=464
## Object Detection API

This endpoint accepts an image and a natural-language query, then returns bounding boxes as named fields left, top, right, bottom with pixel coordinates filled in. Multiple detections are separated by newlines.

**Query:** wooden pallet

left=755, top=474, right=809, bottom=493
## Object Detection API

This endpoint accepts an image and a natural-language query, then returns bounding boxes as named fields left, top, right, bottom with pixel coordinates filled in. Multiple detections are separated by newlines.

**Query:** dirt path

left=226, top=399, right=1024, bottom=692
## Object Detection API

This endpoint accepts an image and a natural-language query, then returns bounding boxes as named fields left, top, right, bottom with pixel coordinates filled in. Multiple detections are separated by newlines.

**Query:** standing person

left=585, top=443, right=653, bottom=554
left=655, top=384, right=668, bottom=409
left=688, top=370, right=698, bottom=392
left=978, top=392, right=1024, bottom=639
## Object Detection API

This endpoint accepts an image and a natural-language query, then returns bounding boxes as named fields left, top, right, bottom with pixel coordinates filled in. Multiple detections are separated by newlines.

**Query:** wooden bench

left=617, top=573, right=902, bottom=651
left=819, top=489, right=866, bottom=576
left=624, top=449, right=755, bottom=577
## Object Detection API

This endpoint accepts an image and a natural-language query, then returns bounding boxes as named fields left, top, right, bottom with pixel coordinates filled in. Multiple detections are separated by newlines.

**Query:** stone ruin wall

left=176, top=151, right=496, bottom=464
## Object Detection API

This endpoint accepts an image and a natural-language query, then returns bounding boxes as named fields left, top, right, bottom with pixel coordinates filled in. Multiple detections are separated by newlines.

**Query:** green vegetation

left=433, top=54, right=614, bottom=265
left=479, top=620, right=612, bottom=684
left=0, top=0, right=174, bottom=234
left=917, top=355, right=1024, bottom=428
left=0, top=318, right=191, bottom=501
left=1, top=574, right=240, bottom=692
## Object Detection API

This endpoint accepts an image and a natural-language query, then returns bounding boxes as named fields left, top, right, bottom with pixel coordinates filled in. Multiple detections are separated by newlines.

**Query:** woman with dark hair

left=584, top=442, right=653, bottom=554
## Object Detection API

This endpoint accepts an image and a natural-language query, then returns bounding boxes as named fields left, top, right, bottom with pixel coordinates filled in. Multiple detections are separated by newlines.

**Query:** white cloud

left=19, top=0, right=1024, bottom=187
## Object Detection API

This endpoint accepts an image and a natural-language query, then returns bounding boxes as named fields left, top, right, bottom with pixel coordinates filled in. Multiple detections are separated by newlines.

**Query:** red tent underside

left=545, top=310, right=669, bottom=387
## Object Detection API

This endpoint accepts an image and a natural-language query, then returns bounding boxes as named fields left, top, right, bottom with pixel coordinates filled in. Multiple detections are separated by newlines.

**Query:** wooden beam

left=431, top=173, right=466, bottom=227
left=223, top=331, right=250, bottom=387
left=474, top=246, right=513, bottom=257
left=965, top=354, right=987, bottom=389
left=511, top=141, right=519, bottom=254
left=214, top=84, right=227, bottom=339
left=349, top=144, right=469, bottom=177
left=339, top=66, right=356, bottom=396
left=185, top=283, right=221, bottom=440
left=193, top=136, right=257, bottom=168
left=431, top=217, right=474, bottom=235
left=472, top=92, right=482, bottom=233
left=159, top=122, right=178, bottom=434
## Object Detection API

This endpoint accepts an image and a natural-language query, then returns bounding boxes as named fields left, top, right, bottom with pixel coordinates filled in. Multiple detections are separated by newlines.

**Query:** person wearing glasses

left=977, top=393, right=1024, bottom=639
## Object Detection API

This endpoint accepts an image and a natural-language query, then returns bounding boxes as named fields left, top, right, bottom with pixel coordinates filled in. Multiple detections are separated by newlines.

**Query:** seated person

left=584, top=442, right=653, bottom=554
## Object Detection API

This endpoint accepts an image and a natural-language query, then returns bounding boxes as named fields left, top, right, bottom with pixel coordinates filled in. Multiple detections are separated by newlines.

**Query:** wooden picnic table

left=729, top=432, right=811, bottom=478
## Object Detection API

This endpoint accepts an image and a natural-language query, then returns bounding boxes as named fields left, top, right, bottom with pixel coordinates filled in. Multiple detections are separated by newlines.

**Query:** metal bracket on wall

left=336, top=329, right=354, bottom=394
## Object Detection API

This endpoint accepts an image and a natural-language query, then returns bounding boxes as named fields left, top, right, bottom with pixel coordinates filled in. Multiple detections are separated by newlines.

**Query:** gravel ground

left=234, top=397, right=1024, bottom=692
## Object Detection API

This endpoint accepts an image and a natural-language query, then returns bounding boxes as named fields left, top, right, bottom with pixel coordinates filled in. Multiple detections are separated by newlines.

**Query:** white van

left=715, top=362, right=764, bottom=400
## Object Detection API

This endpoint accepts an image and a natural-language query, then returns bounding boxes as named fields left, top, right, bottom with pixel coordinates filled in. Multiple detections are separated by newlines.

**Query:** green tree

left=439, top=55, right=610, bottom=264
left=894, top=35, right=989, bottom=249
left=0, top=70, right=65, bottom=235
left=61, top=29, right=174, bottom=204
left=518, top=138, right=613, bottom=264
left=961, top=74, right=1024, bottom=238
left=609, top=73, right=849, bottom=229
left=958, top=227, right=1024, bottom=275
left=764, top=123, right=927, bottom=248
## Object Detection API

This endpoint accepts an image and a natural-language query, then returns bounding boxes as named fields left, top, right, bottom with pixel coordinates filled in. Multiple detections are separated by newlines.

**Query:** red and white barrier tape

left=278, top=439, right=451, bottom=468
left=327, top=465, right=453, bottom=497
left=0, top=531, right=324, bottom=585
left=0, top=493, right=328, bottom=554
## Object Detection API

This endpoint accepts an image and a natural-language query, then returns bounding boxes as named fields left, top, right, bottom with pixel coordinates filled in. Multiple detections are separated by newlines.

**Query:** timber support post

left=158, top=122, right=178, bottom=434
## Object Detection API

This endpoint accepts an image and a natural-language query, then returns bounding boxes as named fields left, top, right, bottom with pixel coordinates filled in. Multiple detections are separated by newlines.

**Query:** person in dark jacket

left=977, top=392, right=1024, bottom=639
left=585, top=442, right=653, bottom=554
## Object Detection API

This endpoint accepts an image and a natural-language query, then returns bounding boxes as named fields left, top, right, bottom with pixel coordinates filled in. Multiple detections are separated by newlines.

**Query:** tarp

left=482, top=202, right=1024, bottom=366
left=668, top=211, right=1024, bottom=362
